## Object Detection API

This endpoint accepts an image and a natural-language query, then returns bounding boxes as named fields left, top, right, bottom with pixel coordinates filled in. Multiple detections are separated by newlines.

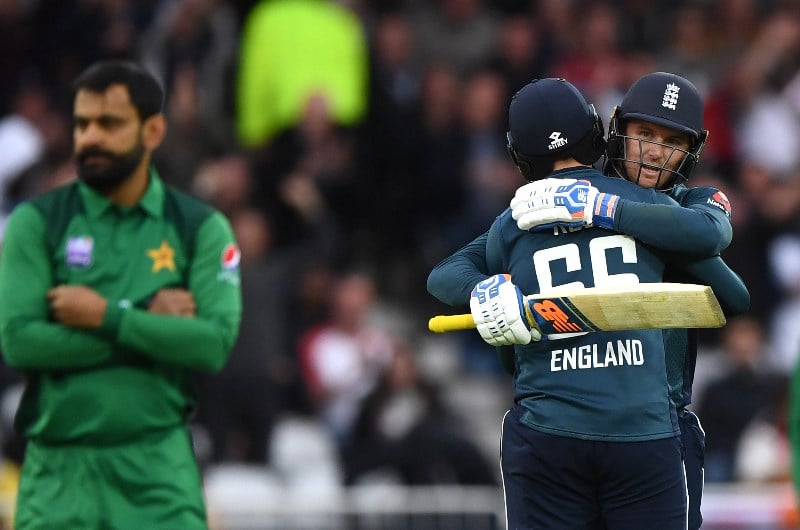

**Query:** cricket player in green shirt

left=0, top=60, right=242, bottom=529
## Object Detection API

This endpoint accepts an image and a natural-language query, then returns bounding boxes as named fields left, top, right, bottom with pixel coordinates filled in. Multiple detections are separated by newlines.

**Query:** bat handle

left=428, top=314, right=476, bottom=333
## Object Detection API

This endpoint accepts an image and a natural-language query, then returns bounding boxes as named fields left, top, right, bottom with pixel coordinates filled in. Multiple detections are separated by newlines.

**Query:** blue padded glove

left=469, top=274, right=542, bottom=346
left=511, top=178, right=619, bottom=232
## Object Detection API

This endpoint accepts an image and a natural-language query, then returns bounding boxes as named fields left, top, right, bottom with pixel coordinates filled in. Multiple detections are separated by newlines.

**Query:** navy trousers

left=501, top=404, right=688, bottom=530
left=680, top=409, right=705, bottom=530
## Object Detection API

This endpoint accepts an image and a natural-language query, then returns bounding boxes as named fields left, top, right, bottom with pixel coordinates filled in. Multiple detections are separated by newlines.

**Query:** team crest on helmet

left=662, top=83, right=680, bottom=110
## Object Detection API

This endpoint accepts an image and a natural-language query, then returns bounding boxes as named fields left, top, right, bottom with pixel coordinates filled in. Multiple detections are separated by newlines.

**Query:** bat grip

left=428, top=314, right=476, bottom=333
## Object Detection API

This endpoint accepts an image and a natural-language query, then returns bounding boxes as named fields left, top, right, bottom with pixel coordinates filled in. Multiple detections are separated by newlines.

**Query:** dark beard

left=76, top=143, right=145, bottom=193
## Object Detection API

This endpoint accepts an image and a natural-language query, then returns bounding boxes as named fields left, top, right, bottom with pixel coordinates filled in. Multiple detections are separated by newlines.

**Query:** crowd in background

left=1, top=0, right=800, bottom=496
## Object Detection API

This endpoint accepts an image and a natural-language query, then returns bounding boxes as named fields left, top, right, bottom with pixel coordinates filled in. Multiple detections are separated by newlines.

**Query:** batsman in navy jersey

left=427, top=77, right=748, bottom=529
left=506, top=72, right=747, bottom=530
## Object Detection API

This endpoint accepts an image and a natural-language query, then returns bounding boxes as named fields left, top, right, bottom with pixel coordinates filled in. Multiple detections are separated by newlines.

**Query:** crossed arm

left=0, top=205, right=241, bottom=373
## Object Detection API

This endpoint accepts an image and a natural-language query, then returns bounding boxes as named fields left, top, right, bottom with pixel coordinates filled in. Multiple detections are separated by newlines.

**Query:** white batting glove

left=470, top=274, right=542, bottom=347
left=510, top=178, right=619, bottom=232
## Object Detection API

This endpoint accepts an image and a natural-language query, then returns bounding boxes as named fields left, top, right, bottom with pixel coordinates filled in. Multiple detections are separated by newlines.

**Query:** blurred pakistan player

left=0, top=60, right=242, bottom=529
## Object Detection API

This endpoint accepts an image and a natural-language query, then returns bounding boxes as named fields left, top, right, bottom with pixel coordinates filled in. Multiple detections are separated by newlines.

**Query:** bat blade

left=427, top=283, right=726, bottom=335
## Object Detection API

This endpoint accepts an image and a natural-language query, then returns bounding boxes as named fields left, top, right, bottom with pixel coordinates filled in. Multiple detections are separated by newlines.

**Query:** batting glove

left=470, top=274, right=542, bottom=347
left=510, top=178, right=619, bottom=232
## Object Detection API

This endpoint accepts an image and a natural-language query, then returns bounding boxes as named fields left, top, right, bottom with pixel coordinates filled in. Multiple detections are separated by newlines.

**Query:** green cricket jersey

left=0, top=169, right=242, bottom=445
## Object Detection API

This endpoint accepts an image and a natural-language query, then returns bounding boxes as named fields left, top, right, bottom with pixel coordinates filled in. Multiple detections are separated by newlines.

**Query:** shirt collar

left=79, top=167, right=165, bottom=219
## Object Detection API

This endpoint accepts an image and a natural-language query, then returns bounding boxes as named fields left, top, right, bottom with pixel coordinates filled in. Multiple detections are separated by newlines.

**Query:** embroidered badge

left=66, top=236, right=94, bottom=268
left=662, top=82, right=680, bottom=110
left=147, top=240, right=176, bottom=272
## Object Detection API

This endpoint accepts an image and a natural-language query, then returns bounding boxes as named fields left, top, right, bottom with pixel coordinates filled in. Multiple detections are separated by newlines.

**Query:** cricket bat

left=428, top=282, right=726, bottom=336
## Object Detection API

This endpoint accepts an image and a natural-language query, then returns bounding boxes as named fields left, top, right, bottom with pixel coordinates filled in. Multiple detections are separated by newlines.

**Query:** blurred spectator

left=534, top=0, right=576, bottom=60
left=0, top=82, right=71, bottom=238
left=195, top=207, right=295, bottom=464
left=0, top=96, right=44, bottom=233
left=355, top=9, right=429, bottom=293
left=654, top=3, right=723, bottom=98
left=191, top=153, right=253, bottom=218
left=0, top=0, right=38, bottom=116
left=410, top=0, right=500, bottom=77
left=489, top=14, right=553, bottom=103
left=717, top=162, right=782, bottom=325
left=735, top=378, right=791, bottom=483
left=297, top=270, right=395, bottom=445
left=733, top=12, right=800, bottom=178
left=445, top=68, right=514, bottom=250
left=698, top=316, right=788, bottom=483
left=342, top=337, right=497, bottom=486
left=249, top=93, right=351, bottom=259
left=549, top=1, right=628, bottom=119
left=236, top=0, right=368, bottom=148
left=141, top=0, right=241, bottom=189
left=411, top=64, right=467, bottom=261
left=767, top=235, right=800, bottom=374
left=27, top=0, right=153, bottom=103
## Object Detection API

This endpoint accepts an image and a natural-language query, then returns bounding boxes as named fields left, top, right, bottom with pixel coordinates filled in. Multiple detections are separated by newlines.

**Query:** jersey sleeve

left=426, top=227, right=516, bottom=375
left=614, top=187, right=732, bottom=256
left=666, top=255, right=750, bottom=316
left=427, top=232, right=490, bottom=306
left=0, top=204, right=119, bottom=370
left=111, top=211, right=243, bottom=372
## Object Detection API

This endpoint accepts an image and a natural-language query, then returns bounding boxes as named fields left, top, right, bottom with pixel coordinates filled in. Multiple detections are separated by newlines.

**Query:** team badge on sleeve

left=707, top=191, right=731, bottom=218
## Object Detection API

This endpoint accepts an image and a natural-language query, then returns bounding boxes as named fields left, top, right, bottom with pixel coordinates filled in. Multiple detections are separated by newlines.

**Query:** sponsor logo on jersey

left=707, top=191, right=731, bottom=217
left=548, top=132, right=567, bottom=150
left=217, top=243, right=241, bottom=286
left=66, top=236, right=93, bottom=268
left=221, top=243, right=241, bottom=271
left=662, top=83, right=680, bottom=110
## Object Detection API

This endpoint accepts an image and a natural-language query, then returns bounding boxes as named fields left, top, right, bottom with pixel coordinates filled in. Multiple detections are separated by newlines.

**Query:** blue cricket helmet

left=605, top=72, right=709, bottom=189
left=617, top=72, right=705, bottom=139
left=506, top=78, right=606, bottom=181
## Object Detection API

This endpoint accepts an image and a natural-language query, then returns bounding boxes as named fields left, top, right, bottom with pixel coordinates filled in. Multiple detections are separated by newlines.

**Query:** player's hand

left=469, top=274, right=542, bottom=346
left=510, top=178, right=619, bottom=231
left=148, top=288, right=196, bottom=317
left=48, top=285, right=108, bottom=329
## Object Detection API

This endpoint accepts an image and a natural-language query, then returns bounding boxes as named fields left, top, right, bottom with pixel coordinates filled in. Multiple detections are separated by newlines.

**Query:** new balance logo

left=662, top=83, right=680, bottom=110
left=548, top=132, right=568, bottom=150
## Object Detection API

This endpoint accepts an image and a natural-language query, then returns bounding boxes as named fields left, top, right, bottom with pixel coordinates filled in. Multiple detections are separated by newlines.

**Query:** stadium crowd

left=0, top=0, right=799, bottom=507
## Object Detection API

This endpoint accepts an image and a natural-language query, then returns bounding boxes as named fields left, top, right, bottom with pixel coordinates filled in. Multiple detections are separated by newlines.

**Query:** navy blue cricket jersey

left=485, top=167, right=683, bottom=442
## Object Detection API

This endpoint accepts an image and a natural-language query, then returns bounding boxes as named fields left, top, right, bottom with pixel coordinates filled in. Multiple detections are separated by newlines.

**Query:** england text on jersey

left=550, top=339, right=644, bottom=371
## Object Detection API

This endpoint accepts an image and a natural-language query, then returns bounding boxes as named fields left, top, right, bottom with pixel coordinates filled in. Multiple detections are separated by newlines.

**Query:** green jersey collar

left=78, top=167, right=165, bottom=219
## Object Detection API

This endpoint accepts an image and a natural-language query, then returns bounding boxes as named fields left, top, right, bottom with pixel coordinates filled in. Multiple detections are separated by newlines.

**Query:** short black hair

left=72, top=60, right=164, bottom=120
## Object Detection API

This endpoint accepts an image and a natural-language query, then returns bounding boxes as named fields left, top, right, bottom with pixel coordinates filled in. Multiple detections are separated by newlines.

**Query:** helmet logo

left=548, top=131, right=567, bottom=150
left=662, top=83, right=680, bottom=110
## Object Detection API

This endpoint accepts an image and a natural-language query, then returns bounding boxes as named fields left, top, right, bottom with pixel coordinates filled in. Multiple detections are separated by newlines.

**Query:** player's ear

left=142, top=113, right=166, bottom=150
